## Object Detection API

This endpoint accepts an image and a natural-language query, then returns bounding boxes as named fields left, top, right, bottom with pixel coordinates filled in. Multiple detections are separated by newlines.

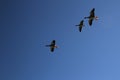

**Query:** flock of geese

left=76, top=8, right=98, bottom=32
left=46, top=8, right=99, bottom=52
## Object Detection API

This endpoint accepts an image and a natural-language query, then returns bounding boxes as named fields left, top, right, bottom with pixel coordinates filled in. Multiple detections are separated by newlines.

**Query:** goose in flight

left=84, top=8, right=98, bottom=26
left=46, top=40, right=58, bottom=52
left=75, top=20, right=84, bottom=32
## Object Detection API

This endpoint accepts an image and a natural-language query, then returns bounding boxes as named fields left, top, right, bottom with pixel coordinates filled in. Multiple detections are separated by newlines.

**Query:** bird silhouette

left=84, top=8, right=98, bottom=26
left=75, top=20, right=84, bottom=32
left=46, top=40, right=58, bottom=52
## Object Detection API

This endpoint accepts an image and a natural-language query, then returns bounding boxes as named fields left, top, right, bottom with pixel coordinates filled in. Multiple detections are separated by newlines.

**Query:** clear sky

left=1, top=0, right=120, bottom=80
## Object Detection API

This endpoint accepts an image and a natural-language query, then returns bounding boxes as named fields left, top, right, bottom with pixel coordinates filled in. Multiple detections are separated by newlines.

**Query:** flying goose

left=75, top=20, right=84, bottom=32
left=84, top=8, right=98, bottom=26
left=46, top=40, right=58, bottom=52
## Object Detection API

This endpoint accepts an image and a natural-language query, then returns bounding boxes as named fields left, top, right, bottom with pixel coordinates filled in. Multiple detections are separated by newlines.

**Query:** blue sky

left=1, top=0, right=120, bottom=80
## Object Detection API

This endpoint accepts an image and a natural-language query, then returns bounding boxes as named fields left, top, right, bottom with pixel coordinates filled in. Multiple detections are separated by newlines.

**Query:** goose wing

left=79, top=26, right=82, bottom=32
left=90, top=8, right=95, bottom=17
left=80, top=20, right=84, bottom=25
left=79, top=20, right=84, bottom=32
left=50, top=40, right=55, bottom=52
left=51, top=40, right=55, bottom=46
left=50, top=47, right=54, bottom=52
left=89, top=19, right=93, bottom=26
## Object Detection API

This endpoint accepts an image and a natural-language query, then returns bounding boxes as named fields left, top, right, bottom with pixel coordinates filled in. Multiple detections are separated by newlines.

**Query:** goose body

left=75, top=20, right=84, bottom=32
left=46, top=40, right=57, bottom=52
left=84, top=8, right=98, bottom=26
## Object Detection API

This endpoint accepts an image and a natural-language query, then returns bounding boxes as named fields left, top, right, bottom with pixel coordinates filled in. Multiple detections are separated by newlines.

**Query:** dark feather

left=90, top=8, right=95, bottom=17
left=80, top=20, right=84, bottom=25
left=79, top=26, right=82, bottom=32
left=50, top=47, right=54, bottom=52
left=89, top=19, right=93, bottom=26
left=51, top=40, right=55, bottom=46
left=79, top=20, right=84, bottom=32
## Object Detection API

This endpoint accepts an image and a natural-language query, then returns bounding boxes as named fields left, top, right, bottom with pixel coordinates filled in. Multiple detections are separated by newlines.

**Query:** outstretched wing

left=51, top=40, right=55, bottom=46
left=90, top=8, right=95, bottom=17
left=50, top=40, right=55, bottom=52
left=80, top=20, right=84, bottom=26
left=79, top=26, right=82, bottom=32
left=79, top=20, right=84, bottom=32
left=89, top=19, right=93, bottom=26
left=50, top=47, right=54, bottom=52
